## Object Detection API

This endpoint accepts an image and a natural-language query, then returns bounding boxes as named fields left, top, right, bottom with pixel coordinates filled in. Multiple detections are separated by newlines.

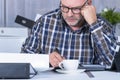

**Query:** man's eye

left=73, top=8, right=80, bottom=11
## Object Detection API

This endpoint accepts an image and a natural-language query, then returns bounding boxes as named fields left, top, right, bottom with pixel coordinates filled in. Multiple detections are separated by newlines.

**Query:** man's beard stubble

left=71, top=15, right=85, bottom=27
left=65, top=15, right=85, bottom=27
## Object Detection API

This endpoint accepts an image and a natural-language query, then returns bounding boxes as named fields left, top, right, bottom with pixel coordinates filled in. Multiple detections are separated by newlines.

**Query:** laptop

left=0, top=63, right=30, bottom=79
left=0, top=53, right=49, bottom=71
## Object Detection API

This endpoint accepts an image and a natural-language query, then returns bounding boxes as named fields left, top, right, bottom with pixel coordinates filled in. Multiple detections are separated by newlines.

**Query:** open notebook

left=0, top=53, right=49, bottom=71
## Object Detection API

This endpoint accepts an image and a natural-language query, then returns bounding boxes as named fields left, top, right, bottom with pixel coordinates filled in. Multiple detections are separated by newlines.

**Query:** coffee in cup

left=59, top=59, right=79, bottom=70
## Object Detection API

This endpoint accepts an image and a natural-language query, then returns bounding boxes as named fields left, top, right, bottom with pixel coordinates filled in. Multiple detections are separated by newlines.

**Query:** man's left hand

left=81, top=5, right=97, bottom=25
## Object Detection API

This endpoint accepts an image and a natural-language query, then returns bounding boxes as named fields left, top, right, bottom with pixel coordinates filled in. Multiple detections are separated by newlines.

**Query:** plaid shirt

left=21, top=8, right=117, bottom=66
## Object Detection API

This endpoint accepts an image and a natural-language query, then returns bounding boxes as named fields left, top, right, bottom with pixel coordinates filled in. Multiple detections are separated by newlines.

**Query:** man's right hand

left=49, top=51, right=64, bottom=68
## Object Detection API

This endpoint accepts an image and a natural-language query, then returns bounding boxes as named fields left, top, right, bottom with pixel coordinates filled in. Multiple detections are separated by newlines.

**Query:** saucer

left=55, top=69, right=85, bottom=74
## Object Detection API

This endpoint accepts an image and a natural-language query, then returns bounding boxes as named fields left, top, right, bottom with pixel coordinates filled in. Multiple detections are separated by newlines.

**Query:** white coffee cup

left=59, top=59, right=79, bottom=70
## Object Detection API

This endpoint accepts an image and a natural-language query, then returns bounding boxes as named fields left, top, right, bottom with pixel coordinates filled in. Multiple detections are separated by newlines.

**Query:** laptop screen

left=0, top=53, right=49, bottom=71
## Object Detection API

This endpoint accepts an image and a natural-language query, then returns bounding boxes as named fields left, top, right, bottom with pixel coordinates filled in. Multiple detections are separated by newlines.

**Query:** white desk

left=28, top=70, right=120, bottom=80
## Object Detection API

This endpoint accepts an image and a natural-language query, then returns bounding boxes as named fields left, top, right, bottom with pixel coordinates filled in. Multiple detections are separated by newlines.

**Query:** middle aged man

left=21, top=0, right=117, bottom=68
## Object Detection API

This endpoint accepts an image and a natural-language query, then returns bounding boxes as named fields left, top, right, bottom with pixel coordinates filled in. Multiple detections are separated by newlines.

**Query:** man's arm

left=90, top=18, right=117, bottom=66
left=81, top=4, right=117, bottom=66
left=21, top=18, right=42, bottom=54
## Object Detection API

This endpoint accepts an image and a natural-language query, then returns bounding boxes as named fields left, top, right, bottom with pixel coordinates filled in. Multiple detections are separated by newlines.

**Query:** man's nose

left=67, top=9, right=74, bottom=17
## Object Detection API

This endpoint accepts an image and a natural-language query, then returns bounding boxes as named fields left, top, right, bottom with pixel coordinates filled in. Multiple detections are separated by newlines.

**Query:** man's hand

left=81, top=5, right=97, bottom=25
left=49, top=51, right=64, bottom=68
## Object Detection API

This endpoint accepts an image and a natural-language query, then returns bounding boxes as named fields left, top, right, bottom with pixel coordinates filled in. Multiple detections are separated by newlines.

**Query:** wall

left=93, top=0, right=120, bottom=13
left=0, top=0, right=60, bottom=27
left=0, top=0, right=4, bottom=26
left=0, top=0, right=120, bottom=27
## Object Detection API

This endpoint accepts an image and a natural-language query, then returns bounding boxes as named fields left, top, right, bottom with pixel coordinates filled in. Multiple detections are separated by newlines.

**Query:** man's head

left=60, top=0, right=92, bottom=27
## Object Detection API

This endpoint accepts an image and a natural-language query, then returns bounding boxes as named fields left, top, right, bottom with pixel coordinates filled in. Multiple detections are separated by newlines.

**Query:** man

left=21, top=0, right=117, bottom=68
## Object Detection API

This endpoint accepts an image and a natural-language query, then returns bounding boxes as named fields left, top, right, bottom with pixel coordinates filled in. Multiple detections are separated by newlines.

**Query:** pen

left=54, top=48, right=65, bottom=59
left=54, top=48, right=60, bottom=54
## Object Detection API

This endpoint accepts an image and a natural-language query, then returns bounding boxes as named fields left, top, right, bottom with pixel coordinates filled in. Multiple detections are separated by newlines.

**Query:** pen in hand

left=52, top=48, right=65, bottom=70
left=54, top=48, right=66, bottom=59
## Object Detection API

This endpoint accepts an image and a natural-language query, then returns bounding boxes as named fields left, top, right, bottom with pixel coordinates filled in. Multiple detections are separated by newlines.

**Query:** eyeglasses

left=60, top=0, right=88, bottom=14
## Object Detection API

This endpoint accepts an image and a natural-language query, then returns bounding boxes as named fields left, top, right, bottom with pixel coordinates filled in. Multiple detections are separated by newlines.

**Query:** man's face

left=60, top=0, right=87, bottom=27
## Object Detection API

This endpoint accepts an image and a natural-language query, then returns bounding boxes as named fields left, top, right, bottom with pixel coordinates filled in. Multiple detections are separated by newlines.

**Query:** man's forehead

left=61, top=0, right=86, bottom=7
left=61, top=0, right=86, bottom=3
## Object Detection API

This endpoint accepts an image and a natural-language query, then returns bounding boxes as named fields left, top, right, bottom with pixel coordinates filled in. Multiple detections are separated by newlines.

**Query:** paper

left=0, top=53, right=49, bottom=71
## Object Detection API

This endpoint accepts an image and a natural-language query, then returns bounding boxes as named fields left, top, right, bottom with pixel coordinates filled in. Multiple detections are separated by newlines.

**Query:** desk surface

left=28, top=69, right=120, bottom=80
